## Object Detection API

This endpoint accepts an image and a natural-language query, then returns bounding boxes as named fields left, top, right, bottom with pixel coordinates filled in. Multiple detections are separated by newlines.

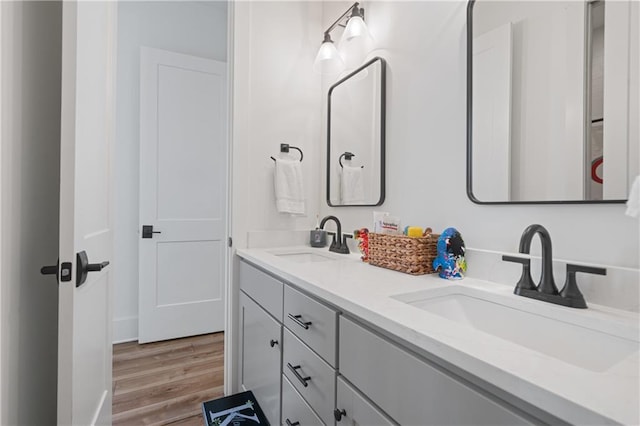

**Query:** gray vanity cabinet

left=238, top=292, right=282, bottom=425
left=339, top=316, right=534, bottom=426
left=238, top=258, right=539, bottom=426
left=238, top=261, right=285, bottom=425
left=239, top=260, right=338, bottom=426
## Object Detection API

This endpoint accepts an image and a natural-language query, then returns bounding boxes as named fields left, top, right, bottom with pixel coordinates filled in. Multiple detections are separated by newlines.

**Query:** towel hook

left=271, top=143, right=303, bottom=162
left=339, top=152, right=364, bottom=168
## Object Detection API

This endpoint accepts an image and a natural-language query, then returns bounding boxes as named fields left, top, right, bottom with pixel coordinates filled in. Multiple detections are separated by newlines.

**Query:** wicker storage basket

left=368, top=232, right=440, bottom=275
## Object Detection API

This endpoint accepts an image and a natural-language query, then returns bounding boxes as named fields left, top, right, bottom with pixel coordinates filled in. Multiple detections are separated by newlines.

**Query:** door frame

left=0, top=3, right=4, bottom=420
left=223, top=0, right=235, bottom=396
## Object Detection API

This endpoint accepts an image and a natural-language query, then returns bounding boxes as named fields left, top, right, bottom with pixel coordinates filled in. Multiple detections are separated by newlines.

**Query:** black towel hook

left=271, top=143, right=303, bottom=162
left=339, top=151, right=364, bottom=168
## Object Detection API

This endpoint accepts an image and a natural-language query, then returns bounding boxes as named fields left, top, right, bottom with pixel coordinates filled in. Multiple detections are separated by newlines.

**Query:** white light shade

left=313, top=40, right=344, bottom=75
left=339, top=15, right=373, bottom=71
left=341, top=16, right=371, bottom=43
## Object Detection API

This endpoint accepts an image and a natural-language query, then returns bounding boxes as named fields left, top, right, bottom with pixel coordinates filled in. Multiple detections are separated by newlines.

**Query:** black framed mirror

left=327, top=56, right=386, bottom=207
left=467, top=0, right=637, bottom=204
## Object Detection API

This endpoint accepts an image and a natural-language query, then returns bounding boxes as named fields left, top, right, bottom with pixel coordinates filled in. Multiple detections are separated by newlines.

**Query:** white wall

left=318, top=1, right=638, bottom=270
left=232, top=1, right=323, bottom=245
left=0, top=2, right=61, bottom=423
left=114, top=1, right=228, bottom=342
left=230, top=0, right=322, bottom=391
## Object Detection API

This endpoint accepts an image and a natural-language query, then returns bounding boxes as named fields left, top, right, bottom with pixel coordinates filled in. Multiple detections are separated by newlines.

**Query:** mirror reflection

left=327, top=57, right=386, bottom=206
left=468, top=0, right=638, bottom=203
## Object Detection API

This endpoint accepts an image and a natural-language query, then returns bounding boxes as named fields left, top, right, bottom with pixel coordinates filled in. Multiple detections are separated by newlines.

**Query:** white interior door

left=472, top=22, right=512, bottom=202
left=57, top=2, right=116, bottom=425
left=139, top=47, right=227, bottom=343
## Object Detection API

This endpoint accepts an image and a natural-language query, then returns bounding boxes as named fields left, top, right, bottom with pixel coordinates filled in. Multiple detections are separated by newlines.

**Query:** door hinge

left=228, top=237, right=233, bottom=247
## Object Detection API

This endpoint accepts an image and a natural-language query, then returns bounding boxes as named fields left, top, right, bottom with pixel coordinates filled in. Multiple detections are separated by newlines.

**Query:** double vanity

left=235, top=247, right=639, bottom=425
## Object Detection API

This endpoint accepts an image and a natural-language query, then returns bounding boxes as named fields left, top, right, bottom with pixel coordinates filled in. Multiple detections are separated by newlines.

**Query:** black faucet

left=319, top=215, right=350, bottom=254
left=518, top=224, right=558, bottom=295
left=503, top=224, right=606, bottom=309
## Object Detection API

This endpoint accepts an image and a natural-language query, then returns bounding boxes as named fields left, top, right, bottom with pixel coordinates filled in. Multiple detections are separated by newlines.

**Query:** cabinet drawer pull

left=285, top=419, right=300, bottom=426
left=288, top=313, right=312, bottom=330
left=269, top=339, right=278, bottom=347
left=286, top=362, right=311, bottom=387
left=334, top=408, right=347, bottom=422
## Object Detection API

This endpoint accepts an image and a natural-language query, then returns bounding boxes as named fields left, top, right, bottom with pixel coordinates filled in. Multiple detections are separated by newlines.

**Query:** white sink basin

left=272, top=251, right=337, bottom=263
left=393, top=286, right=639, bottom=372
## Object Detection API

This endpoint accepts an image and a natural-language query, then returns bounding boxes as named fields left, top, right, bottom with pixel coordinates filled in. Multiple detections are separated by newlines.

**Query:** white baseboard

left=113, top=316, right=138, bottom=344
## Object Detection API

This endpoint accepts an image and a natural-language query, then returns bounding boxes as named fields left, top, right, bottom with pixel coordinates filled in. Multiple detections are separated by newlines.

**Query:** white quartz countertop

left=236, top=246, right=640, bottom=425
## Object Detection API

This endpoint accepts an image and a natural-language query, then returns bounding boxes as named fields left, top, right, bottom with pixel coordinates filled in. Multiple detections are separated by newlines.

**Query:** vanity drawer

left=335, top=376, right=396, bottom=426
left=240, top=260, right=283, bottom=320
left=282, top=375, right=324, bottom=426
left=284, top=284, right=337, bottom=366
left=283, top=328, right=336, bottom=426
left=339, top=316, right=533, bottom=426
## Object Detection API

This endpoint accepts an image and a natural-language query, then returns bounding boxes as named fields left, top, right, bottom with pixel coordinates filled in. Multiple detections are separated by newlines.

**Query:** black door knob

left=41, top=260, right=72, bottom=283
left=76, top=251, right=110, bottom=288
left=334, top=408, right=346, bottom=421
left=142, top=225, right=162, bottom=239
left=41, top=262, right=59, bottom=277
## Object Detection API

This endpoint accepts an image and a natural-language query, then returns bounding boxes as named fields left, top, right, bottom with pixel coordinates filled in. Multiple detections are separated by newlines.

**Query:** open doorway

left=112, top=1, right=229, bottom=423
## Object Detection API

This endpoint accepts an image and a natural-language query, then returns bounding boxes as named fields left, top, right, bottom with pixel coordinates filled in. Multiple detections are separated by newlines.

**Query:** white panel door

left=139, top=47, right=227, bottom=343
left=602, top=0, right=632, bottom=199
left=57, top=2, right=116, bottom=425
left=472, top=23, right=512, bottom=202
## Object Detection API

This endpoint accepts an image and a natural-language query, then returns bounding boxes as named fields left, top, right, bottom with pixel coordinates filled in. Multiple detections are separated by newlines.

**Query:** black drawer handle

left=286, top=362, right=310, bottom=387
left=287, top=313, right=312, bottom=330
left=285, top=420, right=300, bottom=426
left=334, top=408, right=347, bottom=422
left=270, top=339, right=278, bottom=348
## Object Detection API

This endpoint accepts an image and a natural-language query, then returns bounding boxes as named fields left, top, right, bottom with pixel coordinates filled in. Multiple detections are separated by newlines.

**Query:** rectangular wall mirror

left=467, top=0, right=638, bottom=204
left=327, top=57, right=386, bottom=207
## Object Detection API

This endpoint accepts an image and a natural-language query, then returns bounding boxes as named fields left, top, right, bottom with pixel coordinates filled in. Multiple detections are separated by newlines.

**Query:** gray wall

left=0, top=2, right=62, bottom=424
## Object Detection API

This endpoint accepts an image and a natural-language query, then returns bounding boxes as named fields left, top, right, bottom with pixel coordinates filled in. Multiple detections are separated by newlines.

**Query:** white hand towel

left=340, top=165, right=365, bottom=204
left=274, top=158, right=305, bottom=215
left=626, top=175, right=640, bottom=218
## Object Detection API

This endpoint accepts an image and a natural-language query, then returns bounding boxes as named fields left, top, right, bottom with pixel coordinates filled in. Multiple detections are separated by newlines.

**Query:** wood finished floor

left=113, top=332, right=224, bottom=426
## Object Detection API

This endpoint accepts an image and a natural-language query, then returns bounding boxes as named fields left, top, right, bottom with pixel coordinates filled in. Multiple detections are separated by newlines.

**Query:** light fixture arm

left=323, top=2, right=364, bottom=38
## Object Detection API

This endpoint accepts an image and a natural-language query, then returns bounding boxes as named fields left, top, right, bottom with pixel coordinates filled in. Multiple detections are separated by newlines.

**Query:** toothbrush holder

left=309, top=230, right=327, bottom=248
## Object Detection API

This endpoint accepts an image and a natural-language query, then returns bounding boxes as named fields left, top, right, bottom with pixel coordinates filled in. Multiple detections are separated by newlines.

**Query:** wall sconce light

left=313, top=2, right=372, bottom=75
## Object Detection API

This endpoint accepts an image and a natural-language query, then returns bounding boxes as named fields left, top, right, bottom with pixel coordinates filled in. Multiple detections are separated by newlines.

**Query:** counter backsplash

left=244, top=230, right=639, bottom=313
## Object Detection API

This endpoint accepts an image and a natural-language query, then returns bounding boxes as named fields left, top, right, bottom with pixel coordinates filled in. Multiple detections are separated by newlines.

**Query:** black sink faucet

left=503, top=224, right=606, bottom=309
left=319, top=215, right=350, bottom=254
left=518, top=224, right=558, bottom=295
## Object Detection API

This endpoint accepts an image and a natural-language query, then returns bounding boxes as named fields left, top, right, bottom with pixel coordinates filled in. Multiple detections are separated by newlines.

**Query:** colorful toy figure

left=433, top=227, right=467, bottom=280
